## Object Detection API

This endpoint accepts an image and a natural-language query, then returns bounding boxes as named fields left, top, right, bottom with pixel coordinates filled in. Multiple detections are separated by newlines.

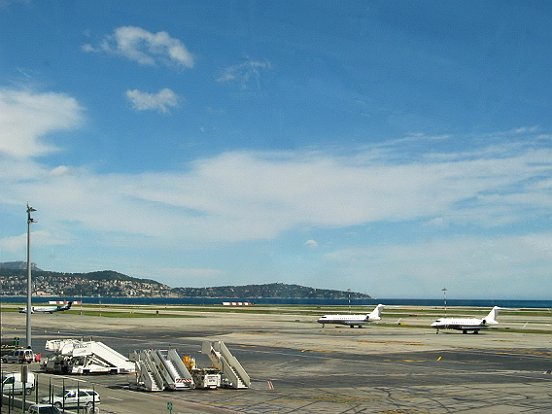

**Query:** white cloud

left=80, top=43, right=95, bottom=53
left=0, top=232, right=27, bottom=253
left=85, top=26, right=194, bottom=69
left=0, top=89, right=83, bottom=158
left=4, top=140, right=549, bottom=249
left=305, top=239, right=319, bottom=249
left=49, top=165, right=73, bottom=177
left=0, top=230, right=67, bottom=254
left=126, top=88, right=179, bottom=113
left=216, top=59, right=271, bottom=88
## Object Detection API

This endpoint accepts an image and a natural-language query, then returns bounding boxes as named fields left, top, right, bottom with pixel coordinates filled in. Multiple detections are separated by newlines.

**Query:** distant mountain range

left=172, top=283, right=370, bottom=299
left=0, top=262, right=371, bottom=299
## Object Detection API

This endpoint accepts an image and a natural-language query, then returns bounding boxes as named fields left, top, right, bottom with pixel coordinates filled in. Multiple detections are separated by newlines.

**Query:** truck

left=191, top=368, right=222, bottom=390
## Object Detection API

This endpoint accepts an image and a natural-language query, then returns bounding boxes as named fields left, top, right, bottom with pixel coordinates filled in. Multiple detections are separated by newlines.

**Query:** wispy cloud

left=3, top=138, right=549, bottom=294
left=305, top=239, right=319, bottom=249
left=1, top=89, right=550, bottom=244
left=2, top=86, right=552, bottom=295
left=326, top=233, right=552, bottom=299
left=125, top=88, right=179, bottom=114
left=83, top=26, right=194, bottom=69
left=216, top=58, right=271, bottom=88
left=4, top=140, right=551, bottom=245
left=0, top=229, right=69, bottom=254
left=0, top=88, right=83, bottom=158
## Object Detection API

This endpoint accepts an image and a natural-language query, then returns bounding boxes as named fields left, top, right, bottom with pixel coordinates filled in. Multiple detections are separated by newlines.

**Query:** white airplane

left=431, top=306, right=501, bottom=334
left=19, top=301, right=73, bottom=314
left=317, top=304, right=385, bottom=328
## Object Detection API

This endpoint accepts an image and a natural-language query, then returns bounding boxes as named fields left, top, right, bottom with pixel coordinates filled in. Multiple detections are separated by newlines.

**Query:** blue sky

left=1, top=1, right=552, bottom=299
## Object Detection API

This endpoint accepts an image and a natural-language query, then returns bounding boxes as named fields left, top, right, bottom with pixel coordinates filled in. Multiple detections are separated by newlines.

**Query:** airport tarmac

left=1, top=306, right=551, bottom=413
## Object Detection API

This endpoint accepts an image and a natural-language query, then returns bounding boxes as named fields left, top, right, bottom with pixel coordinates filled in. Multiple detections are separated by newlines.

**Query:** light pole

left=442, top=287, right=447, bottom=318
left=26, top=203, right=36, bottom=349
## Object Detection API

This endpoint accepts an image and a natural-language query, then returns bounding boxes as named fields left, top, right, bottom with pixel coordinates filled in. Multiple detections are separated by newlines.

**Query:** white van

left=2, top=348, right=36, bottom=364
left=1, top=372, right=36, bottom=394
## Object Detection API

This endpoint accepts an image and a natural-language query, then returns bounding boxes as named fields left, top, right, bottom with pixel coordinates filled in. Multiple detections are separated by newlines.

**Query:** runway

left=1, top=306, right=551, bottom=413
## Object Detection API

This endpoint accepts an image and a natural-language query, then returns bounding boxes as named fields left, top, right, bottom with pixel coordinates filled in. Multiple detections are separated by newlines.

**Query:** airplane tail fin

left=65, top=301, right=73, bottom=310
left=483, top=306, right=501, bottom=325
left=368, top=304, right=385, bottom=320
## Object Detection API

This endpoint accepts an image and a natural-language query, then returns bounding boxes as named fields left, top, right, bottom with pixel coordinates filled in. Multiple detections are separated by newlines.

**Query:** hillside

left=0, top=263, right=370, bottom=299
left=171, top=283, right=370, bottom=299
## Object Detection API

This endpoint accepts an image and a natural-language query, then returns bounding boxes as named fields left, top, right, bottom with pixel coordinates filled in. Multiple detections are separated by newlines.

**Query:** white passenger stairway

left=43, top=339, right=135, bottom=374
left=202, top=340, right=250, bottom=389
left=130, top=349, right=193, bottom=391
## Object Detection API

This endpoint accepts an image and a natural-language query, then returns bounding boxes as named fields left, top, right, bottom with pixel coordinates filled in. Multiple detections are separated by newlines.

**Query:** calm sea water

left=1, top=296, right=551, bottom=308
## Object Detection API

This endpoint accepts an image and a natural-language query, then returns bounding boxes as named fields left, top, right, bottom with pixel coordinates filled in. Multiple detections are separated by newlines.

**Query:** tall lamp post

left=442, top=287, right=447, bottom=318
left=26, top=203, right=36, bottom=349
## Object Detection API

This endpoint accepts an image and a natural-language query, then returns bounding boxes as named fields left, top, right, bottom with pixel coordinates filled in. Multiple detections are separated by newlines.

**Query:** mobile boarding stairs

left=130, top=349, right=193, bottom=391
left=202, top=340, right=250, bottom=389
left=130, top=340, right=249, bottom=391
left=42, top=339, right=135, bottom=374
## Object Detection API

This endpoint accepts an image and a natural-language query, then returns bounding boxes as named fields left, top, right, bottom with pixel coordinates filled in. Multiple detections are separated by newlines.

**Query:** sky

left=1, top=0, right=552, bottom=299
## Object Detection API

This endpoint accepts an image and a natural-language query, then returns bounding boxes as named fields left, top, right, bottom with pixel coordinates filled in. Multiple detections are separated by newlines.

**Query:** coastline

left=1, top=295, right=551, bottom=308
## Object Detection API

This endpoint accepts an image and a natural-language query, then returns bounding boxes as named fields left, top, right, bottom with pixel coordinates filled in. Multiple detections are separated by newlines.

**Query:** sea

left=1, top=296, right=551, bottom=308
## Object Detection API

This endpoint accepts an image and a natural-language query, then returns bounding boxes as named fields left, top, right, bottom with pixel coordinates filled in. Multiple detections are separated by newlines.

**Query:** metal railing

left=1, top=369, right=99, bottom=413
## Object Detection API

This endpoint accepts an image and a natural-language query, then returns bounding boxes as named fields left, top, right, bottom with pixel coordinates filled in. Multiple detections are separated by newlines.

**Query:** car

left=41, top=387, right=100, bottom=409
left=28, top=404, right=62, bottom=414
left=1, top=348, right=36, bottom=364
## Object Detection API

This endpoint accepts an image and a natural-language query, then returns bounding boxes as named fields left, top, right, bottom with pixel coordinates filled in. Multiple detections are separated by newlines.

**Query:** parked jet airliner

left=19, top=301, right=73, bottom=314
left=431, top=306, right=501, bottom=334
left=317, top=304, right=385, bottom=328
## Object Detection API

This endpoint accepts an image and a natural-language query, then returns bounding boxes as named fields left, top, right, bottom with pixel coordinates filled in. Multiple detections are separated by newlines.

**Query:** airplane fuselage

left=317, top=304, right=385, bottom=328
left=431, top=318, right=489, bottom=333
left=317, top=314, right=378, bottom=328
left=20, top=306, right=58, bottom=314
left=431, top=307, right=500, bottom=334
left=19, top=301, right=73, bottom=314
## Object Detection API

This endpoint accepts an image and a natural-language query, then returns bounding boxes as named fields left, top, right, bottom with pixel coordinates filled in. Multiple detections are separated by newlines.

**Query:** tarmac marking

left=57, top=375, right=87, bottom=383
left=104, top=396, right=124, bottom=402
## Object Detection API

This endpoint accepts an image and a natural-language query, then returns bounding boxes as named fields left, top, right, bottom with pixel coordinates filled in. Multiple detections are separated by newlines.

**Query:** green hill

left=0, top=263, right=370, bottom=299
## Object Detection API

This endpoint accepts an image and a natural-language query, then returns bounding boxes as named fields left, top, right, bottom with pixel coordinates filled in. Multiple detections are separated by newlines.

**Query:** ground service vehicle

left=2, top=348, right=36, bottom=363
left=1, top=372, right=36, bottom=394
